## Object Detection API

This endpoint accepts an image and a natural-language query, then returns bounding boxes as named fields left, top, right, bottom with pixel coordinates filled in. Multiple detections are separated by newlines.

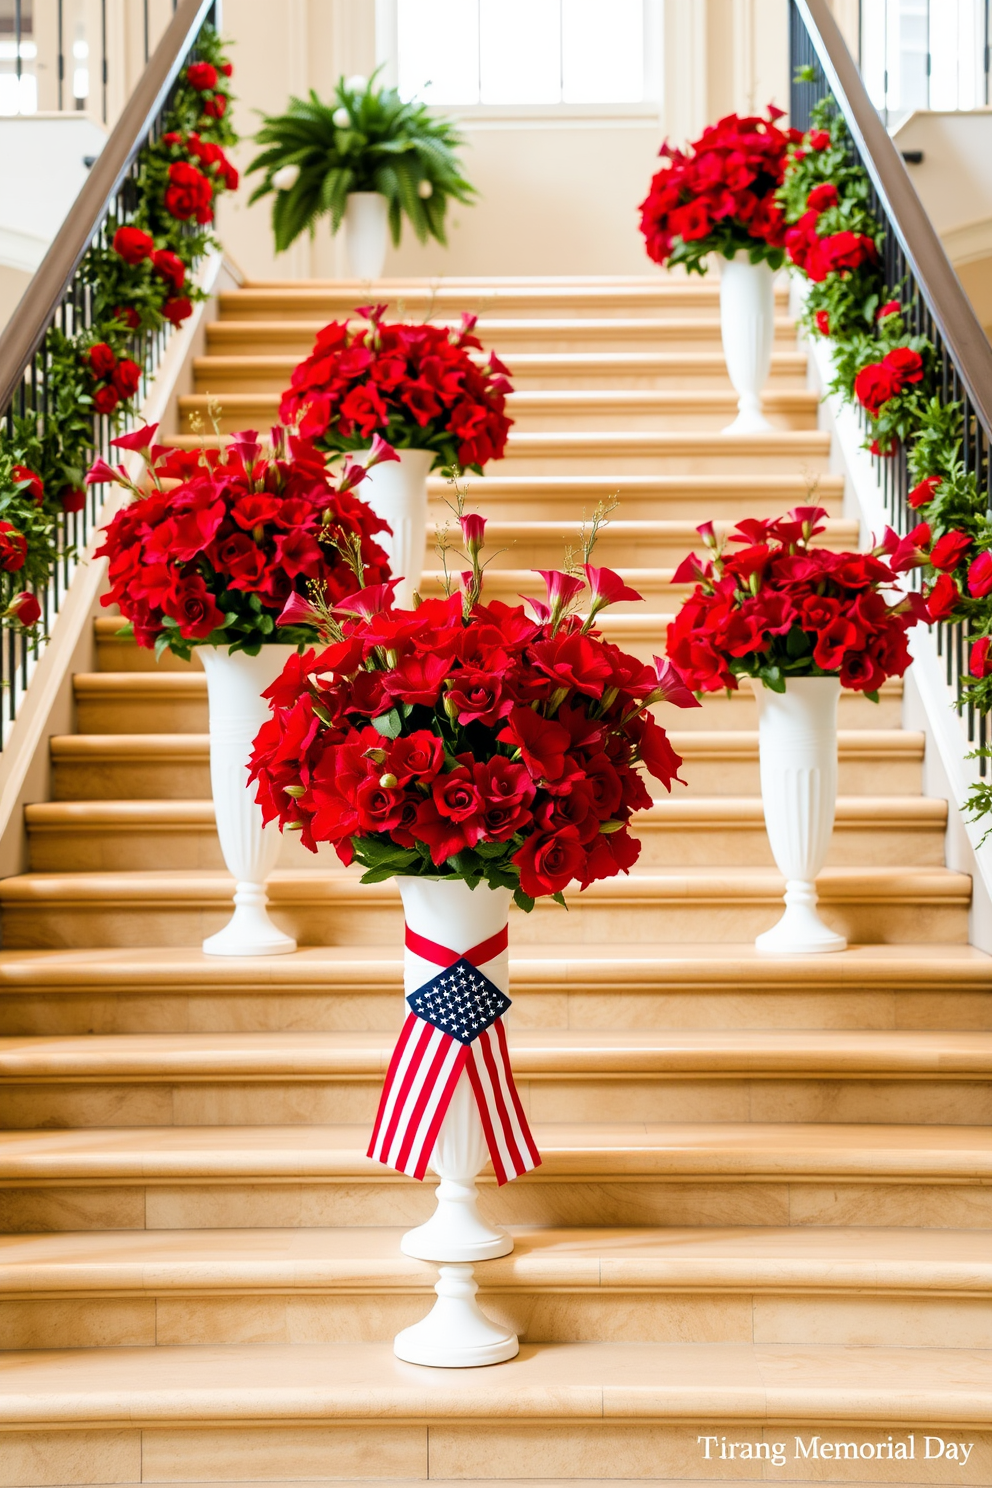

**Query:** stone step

left=177, top=388, right=821, bottom=435
left=0, top=1121, right=988, bottom=1232
left=193, top=349, right=811, bottom=394
left=1, top=1224, right=988, bottom=1351
left=168, top=428, right=831, bottom=477
left=217, top=280, right=791, bottom=320
left=0, top=1028, right=986, bottom=1130
left=205, top=316, right=799, bottom=356
left=0, top=865, right=969, bottom=951
left=0, top=943, right=986, bottom=1037
left=25, top=796, right=947, bottom=874
left=47, top=729, right=923, bottom=802
left=0, top=1339, right=986, bottom=1486
left=422, top=471, right=845, bottom=519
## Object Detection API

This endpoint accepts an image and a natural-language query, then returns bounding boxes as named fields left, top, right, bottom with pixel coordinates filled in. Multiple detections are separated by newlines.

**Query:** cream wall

left=217, top=0, right=790, bottom=281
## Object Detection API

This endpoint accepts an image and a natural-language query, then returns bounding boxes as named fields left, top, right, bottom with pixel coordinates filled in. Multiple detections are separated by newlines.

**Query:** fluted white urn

left=357, top=447, right=433, bottom=607
left=393, top=875, right=518, bottom=1369
left=751, top=676, right=846, bottom=954
left=200, top=644, right=297, bottom=958
left=719, top=251, right=775, bottom=435
left=344, top=191, right=389, bottom=279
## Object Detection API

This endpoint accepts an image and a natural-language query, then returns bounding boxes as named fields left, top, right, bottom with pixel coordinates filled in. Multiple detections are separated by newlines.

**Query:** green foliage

left=668, top=227, right=785, bottom=278
left=963, top=753, right=992, bottom=845
left=246, top=72, right=475, bottom=251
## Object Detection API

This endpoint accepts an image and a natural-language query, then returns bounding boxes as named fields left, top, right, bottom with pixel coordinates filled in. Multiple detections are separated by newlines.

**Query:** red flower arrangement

left=667, top=507, right=926, bottom=699
left=639, top=107, right=795, bottom=274
left=86, top=342, right=143, bottom=416
left=90, top=424, right=394, bottom=663
left=784, top=181, right=878, bottom=285
left=854, top=346, right=924, bottom=416
left=248, top=510, right=692, bottom=907
left=279, top=304, right=513, bottom=474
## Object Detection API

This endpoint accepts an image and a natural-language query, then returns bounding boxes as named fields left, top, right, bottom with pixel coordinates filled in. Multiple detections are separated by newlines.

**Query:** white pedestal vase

left=719, top=251, right=775, bottom=435
left=344, top=191, right=389, bottom=280
left=751, top=676, right=847, bottom=955
left=391, top=876, right=520, bottom=1368
left=357, top=447, right=433, bottom=607
left=200, top=645, right=298, bottom=958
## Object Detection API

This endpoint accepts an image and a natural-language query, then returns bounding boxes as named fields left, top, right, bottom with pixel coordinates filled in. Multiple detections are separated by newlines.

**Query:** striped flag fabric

left=367, top=925, right=541, bottom=1185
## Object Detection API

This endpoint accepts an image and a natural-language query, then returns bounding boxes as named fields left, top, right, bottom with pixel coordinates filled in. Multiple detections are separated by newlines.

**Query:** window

left=861, top=0, right=989, bottom=121
left=396, top=0, right=646, bottom=106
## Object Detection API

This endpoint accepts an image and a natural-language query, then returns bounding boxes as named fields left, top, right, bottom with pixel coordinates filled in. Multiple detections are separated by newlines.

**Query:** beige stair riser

left=49, top=750, right=920, bottom=802
left=1, top=1286, right=988, bottom=1352
left=0, top=1074, right=987, bottom=1131
left=216, top=286, right=791, bottom=318
left=0, top=893, right=968, bottom=950
left=3, top=1422, right=989, bottom=1488
left=2, top=1176, right=989, bottom=1233
left=206, top=320, right=799, bottom=354
left=178, top=393, right=820, bottom=436
left=0, top=982, right=989, bottom=1037
left=25, top=816, right=946, bottom=873
left=193, top=354, right=810, bottom=395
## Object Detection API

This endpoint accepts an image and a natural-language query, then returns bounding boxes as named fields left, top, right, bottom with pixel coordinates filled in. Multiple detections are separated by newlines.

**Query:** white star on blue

left=407, top=958, right=511, bottom=1045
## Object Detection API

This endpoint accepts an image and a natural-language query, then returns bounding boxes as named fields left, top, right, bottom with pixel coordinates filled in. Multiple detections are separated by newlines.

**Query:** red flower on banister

left=969, top=551, right=992, bottom=599
left=0, top=521, right=28, bottom=571
left=112, top=226, right=154, bottom=264
left=926, top=572, right=961, bottom=622
left=90, top=424, right=393, bottom=663
left=971, top=637, right=992, bottom=680
left=667, top=508, right=926, bottom=698
left=11, top=464, right=43, bottom=505
left=247, top=512, right=692, bottom=906
left=930, top=529, right=971, bottom=573
left=164, top=160, right=214, bottom=224
left=280, top=305, right=513, bottom=475
left=5, top=591, right=41, bottom=628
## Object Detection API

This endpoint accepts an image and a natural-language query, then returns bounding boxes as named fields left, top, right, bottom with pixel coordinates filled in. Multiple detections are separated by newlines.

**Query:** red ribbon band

left=404, top=923, right=509, bottom=970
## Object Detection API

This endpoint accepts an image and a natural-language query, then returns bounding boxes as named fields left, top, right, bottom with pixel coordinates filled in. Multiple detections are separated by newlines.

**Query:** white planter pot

left=392, top=875, right=519, bottom=1369
left=357, top=447, right=433, bottom=607
left=199, top=645, right=298, bottom=958
left=719, top=251, right=775, bottom=435
left=343, top=191, right=388, bottom=280
left=752, top=676, right=846, bottom=954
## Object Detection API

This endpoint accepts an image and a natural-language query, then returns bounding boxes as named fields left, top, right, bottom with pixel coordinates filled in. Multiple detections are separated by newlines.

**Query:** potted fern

left=247, top=72, right=475, bottom=279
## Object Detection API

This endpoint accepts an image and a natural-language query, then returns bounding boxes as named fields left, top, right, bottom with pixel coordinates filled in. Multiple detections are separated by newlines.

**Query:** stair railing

left=789, top=0, right=992, bottom=764
left=0, top=0, right=219, bottom=750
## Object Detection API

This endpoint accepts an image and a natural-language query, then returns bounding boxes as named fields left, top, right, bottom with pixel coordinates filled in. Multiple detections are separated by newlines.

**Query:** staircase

left=0, top=275, right=989, bottom=1487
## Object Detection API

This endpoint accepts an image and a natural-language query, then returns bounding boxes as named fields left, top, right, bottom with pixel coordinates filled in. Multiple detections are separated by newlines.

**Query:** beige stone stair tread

left=208, top=314, right=796, bottom=336
left=222, top=281, right=790, bottom=309
left=0, top=864, right=969, bottom=906
left=179, top=388, right=819, bottom=416
left=195, top=348, right=808, bottom=377
left=25, top=794, right=945, bottom=830
left=423, top=471, right=845, bottom=494
left=3, top=1224, right=988, bottom=1293
left=170, top=427, right=828, bottom=455
left=2, top=1027, right=989, bottom=1078
left=0, top=940, right=986, bottom=990
left=45, top=728, right=922, bottom=760
left=0, top=1121, right=986, bottom=1181
left=0, top=1339, right=985, bottom=1425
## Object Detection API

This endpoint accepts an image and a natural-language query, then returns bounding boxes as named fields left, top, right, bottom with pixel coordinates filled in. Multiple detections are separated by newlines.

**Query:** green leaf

left=513, top=888, right=535, bottom=914
left=551, top=891, right=568, bottom=909
left=370, top=707, right=403, bottom=739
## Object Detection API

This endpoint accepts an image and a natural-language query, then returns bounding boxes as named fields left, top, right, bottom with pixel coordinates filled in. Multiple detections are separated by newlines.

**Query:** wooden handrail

left=0, top=0, right=216, bottom=413
left=796, top=0, right=992, bottom=437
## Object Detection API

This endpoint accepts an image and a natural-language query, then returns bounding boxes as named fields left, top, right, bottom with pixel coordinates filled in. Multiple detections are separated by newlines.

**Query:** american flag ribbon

left=367, top=923, right=541, bottom=1185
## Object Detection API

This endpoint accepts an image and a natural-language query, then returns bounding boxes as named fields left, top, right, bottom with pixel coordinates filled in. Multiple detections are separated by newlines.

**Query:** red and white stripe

left=367, top=926, right=541, bottom=1185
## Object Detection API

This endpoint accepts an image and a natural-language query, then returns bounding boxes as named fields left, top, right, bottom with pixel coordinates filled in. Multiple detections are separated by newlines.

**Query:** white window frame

left=376, top=0, right=663, bottom=118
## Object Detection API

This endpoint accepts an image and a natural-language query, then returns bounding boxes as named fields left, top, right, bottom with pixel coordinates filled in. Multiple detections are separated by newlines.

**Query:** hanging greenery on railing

left=0, top=25, right=238, bottom=632
left=778, top=83, right=991, bottom=710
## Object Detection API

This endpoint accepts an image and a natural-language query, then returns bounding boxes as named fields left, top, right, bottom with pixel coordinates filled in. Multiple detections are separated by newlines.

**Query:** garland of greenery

left=0, top=26, right=238, bottom=633
left=779, top=79, right=992, bottom=825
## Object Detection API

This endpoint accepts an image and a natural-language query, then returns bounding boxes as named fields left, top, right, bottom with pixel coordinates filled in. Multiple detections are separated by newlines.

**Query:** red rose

left=0, top=520, right=27, bottom=571
left=839, top=649, right=885, bottom=692
left=431, top=767, right=482, bottom=823
left=925, top=572, right=960, bottom=622
left=60, top=487, right=86, bottom=513
left=93, top=384, right=120, bottom=415
left=800, top=594, right=840, bottom=630
left=411, top=797, right=481, bottom=865
left=853, top=361, right=896, bottom=416
left=929, top=529, right=971, bottom=572
left=497, top=706, right=571, bottom=783
left=112, top=359, right=142, bottom=398
left=186, top=61, right=218, bottom=91
left=446, top=668, right=510, bottom=727
left=807, top=182, right=837, bottom=212
left=968, top=551, right=992, bottom=599
left=513, top=829, right=585, bottom=898
left=113, top=225, right=154, bottom=264
left=815, top=309, right=830, bottom=336
left=970, top=637, right=992, bottom=680
left=670, top=200, right=712, bottom=241
left=908, top=475, right=940, bottom=509
left=220, top=61, right=233, bottom=77
left=162, top=297, right=194, bottom=327
left=7, top=591, right=41, bottom=627
left=151, top=249, right=186, bottom=291
left=809, top=129, right=831, bottom=149
left=114, top=306, right=142, bottom=330
left=11, top=463, right=43, bottom=504
left=877, top=299, right=902, bottom=320
left=882, top=345, right=924, bottom=390
left=162, top=573, right=225, bottom=640
left=87, top=343, right=117, bottom=378
left=812, top=615, right=859, bottom=670
left=164, top=161, right=214, bottom=223
left=204, top=94, right=227, bottom=118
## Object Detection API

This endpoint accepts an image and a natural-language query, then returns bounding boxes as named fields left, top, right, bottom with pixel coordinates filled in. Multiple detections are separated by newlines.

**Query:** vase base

left=393, top=1264, right=519, bottom=1369
left=202, top=910, right=297, bottom=958
left=756, top=911, right=847, bottom=955
left=400, top=1222, right=513, bottom=1264
left=721, top=410, right=774, bottom=436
